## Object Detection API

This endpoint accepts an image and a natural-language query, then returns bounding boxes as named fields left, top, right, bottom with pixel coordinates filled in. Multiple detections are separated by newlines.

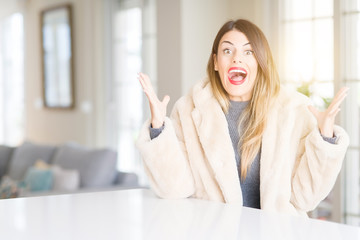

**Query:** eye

left=223, top=49, right=232, bottom=54
left=245, top=50, right=254, bottom=55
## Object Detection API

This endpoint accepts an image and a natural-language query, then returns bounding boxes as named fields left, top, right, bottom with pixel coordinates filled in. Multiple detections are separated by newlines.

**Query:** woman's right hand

left=138, top=72, right=170, bottom=128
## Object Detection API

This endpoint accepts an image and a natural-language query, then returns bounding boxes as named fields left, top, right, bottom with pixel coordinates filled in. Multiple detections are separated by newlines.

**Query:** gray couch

left=0, top=141, right=139, bottom=198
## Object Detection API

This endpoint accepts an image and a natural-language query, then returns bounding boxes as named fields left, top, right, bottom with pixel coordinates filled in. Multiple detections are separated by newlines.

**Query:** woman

left=136, top=19, right=349, bottom=217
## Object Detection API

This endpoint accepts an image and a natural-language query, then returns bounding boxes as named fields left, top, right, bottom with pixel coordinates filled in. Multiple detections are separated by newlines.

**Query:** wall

left=156, top=0, right=182, bottom=111
left=180, top=0, right=229, bottom=95
left=24, top=0, right=105, bottom=147
left=0, top=0, right=25, bottom=19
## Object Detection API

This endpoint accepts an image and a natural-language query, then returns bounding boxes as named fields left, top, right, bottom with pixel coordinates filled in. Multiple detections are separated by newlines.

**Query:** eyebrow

left=220, top=41, right=251, bottom=46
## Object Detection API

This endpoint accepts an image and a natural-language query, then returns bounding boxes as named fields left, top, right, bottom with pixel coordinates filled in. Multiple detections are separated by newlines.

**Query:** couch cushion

left=114, top=171, right=139, bottom=187
left=52, top=143, right=117, bottom=188
left=0, top=145, right=14, bottom=179
left=7, top=142, right=57, bottom=181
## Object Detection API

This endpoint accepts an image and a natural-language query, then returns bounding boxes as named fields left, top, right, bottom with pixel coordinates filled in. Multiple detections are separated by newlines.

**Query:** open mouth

left=228, top=67, right=247, bottom=85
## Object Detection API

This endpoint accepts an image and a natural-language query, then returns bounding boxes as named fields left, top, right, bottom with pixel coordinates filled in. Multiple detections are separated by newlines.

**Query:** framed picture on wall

left=40, top=4, right=75, bottom=109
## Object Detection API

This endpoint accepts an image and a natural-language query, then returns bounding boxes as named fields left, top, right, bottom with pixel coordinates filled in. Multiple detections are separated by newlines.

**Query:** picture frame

left=40, top=4, right=75, bottom=109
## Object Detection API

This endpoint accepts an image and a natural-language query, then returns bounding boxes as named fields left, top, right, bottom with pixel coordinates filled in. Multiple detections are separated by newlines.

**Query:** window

left=342, top=0, right=360, bottom=226
left=106, top=0, right=156, bottom=185
left=0, top=13, right=24, bottom=146
left=280, top=0, right=334, bottom=109
left=280, top=0, right=360, bottom=226
left=280, top=0, right=336, bottom=221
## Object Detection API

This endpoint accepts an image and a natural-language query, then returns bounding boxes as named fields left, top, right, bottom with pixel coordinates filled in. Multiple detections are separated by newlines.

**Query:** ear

left=213, top=54, right=218, bottom=71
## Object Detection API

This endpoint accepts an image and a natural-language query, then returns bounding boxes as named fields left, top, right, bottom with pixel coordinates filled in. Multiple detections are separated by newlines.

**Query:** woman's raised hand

left=138, top=72, right=170, bottom=128
left=308, top=87, right=349, bottom=138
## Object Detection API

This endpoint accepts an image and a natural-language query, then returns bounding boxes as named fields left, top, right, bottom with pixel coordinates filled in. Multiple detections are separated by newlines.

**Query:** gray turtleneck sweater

left=225, top=100, right=261, bottom=209
left=149, top=100, right=336, bottom=209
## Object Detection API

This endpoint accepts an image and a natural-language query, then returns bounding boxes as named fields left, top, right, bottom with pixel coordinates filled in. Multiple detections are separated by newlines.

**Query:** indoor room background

left=0, top=0, right=359, bottom=226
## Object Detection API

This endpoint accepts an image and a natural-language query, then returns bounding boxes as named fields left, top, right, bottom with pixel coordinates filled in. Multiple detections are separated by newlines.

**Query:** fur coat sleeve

left=259, top=87, right=350, bottom=214
left=290, top=125, right=349, bottom=212
left=136, top=97, right=196, bottom=199
left=289, top=106, right=349, bottom=212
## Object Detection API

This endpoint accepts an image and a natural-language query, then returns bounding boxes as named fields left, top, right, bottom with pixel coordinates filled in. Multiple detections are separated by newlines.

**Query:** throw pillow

left=34, top=159, right=51, bottom=169
left=7, top=141, right=57, bottom=181
left=24, top=167, right=53, bottom=192
left=52, top=142, right=117, bottom=188
left=51, top=165, right=80, bottom=191
left=0, top=176, right=26, bottom=199
left=0, top=145, right=14, bottom=179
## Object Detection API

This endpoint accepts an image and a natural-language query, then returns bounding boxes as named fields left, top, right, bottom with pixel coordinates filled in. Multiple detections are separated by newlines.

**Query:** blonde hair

left=207, top=19, right=280, bottom=181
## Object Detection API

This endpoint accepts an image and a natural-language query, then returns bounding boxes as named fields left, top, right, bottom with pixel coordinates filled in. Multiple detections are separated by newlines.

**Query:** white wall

left=156, top=0, right=183, bottom=112
left=0, top=0, right=25, bottom=19
left=181, top=0, right=229, bottom=95
left=228, top=0, right=261, bottom=23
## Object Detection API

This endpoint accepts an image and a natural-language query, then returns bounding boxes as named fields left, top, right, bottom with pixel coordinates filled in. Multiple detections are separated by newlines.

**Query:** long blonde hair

left=207, top=19, right=280, bottom=180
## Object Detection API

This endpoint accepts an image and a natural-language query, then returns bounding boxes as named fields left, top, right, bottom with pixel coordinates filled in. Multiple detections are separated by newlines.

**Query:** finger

left=138, top=73, right=159, bottom=102
left=328, top=92, right=348, bottom=113
left=138, top=72, right=149, bottom=90
left=328, top=87, right=349, bottom=109
left=308, top=105, right=319, bottom=118
left=138, top=76, right=153, bottom=100
left=138, top=74, right=146, bottom=90
left=329, top=107, right=341, bottom=118
left=138, top=73, right=152, bottom=90
left=162, top=95, right=170, bottom=106
left=138, top=73, right=151, bottom=89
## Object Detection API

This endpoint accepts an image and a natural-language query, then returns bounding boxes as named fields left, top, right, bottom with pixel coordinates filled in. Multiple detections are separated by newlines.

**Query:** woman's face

left=214, top=30, right=258, bottom=101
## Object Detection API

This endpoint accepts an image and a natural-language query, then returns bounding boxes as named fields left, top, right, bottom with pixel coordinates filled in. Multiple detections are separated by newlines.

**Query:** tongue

left=229, top=72, right=244, bottom=81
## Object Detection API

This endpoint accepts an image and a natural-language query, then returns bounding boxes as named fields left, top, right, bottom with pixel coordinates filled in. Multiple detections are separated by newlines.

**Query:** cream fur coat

left=136, top=80, right=349, bottom=217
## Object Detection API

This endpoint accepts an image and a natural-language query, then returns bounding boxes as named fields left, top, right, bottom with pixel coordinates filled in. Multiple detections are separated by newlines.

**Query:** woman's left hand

left=308, top=87, right=349, bottom=138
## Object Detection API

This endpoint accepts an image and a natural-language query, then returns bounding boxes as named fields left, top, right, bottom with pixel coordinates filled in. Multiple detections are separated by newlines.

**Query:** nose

left=232, top=54, right=242, bottom=63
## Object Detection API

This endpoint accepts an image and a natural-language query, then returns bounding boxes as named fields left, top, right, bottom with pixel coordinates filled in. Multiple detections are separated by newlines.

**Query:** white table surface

left=0, top=189, right=359, bottom=240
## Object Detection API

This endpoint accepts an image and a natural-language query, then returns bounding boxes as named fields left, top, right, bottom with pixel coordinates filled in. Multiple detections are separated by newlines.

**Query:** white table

left=0, top=189, right=359, bottom=240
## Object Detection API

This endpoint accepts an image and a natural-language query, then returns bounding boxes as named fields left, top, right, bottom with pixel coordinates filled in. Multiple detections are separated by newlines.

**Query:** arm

left=136, top=116, right=195, bottom=199
left=136, top=73, right=195, bottom=199
left=290, top=123, right=349, bottom=211
left=290, top=88, right=350, bottom=211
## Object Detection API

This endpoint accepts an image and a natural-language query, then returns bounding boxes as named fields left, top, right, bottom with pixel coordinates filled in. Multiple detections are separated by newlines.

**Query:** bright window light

left=0, top=13, right=24, bottom=146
